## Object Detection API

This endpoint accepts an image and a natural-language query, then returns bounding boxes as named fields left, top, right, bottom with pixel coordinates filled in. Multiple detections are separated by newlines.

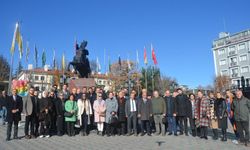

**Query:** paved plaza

left=0, top=124, right=248, bottom=150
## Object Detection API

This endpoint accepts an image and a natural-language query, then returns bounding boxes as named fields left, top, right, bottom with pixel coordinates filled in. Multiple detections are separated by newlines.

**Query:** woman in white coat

left=77, top=93, right=93, bottom=136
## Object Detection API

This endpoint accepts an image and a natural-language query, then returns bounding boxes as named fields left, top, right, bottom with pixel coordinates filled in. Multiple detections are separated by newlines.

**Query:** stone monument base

left=68, top=78, right=95, bottom=91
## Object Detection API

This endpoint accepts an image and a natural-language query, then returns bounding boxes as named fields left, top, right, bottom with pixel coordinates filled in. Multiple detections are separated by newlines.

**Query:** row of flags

left=144, top=44, right=158, bottom=65
left=10, top=22, right=158, bottom=75
left=10, top=22, right=66, bottom=71
left=95, top=44, right=158, bottom=74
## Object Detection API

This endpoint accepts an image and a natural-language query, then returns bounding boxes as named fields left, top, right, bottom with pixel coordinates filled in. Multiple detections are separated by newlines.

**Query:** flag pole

left=152, top=65, right=154, bottom=92
left=8, top=53, right=14, bottom=95
left=145, top=64, right=148, bottom=91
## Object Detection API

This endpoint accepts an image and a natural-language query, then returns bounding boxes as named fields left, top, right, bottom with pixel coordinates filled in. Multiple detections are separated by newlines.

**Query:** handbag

left=109, top=115, right=118, bottom=124
left=64, top=111, right=74, bottom=117
left=162, top=116, right=167, bottom=124
left=64, top=102, right=75, bottom=117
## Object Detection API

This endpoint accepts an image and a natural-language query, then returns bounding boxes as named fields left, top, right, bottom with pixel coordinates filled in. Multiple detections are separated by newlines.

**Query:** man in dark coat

left=125, top=92, right=138, bottom=136
left=55, top=92, right=65, bottom=136
left=48, top=91, right=57, bottom=134
left=138, top=92, right=152, bottom=136
left=88, top=87, right=96, bottom=131
left=164, top=90, right=177, bottom=136
left=175, top=88, right=189, bottom=136
left=6, top=88, right=23, bottom=141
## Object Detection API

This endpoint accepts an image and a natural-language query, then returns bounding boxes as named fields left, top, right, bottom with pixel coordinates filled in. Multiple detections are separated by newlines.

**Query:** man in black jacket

left=6, top=88, right=23, bottom=141
left=175, top=88, right=189, bottom=136
left=55, top=92, right=65, bottom=136
left=164, top=90, right=177, bottom=136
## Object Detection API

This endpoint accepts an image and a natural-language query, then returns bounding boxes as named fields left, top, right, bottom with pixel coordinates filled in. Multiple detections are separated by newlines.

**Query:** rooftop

left=212, top=29, right=250, bottom=49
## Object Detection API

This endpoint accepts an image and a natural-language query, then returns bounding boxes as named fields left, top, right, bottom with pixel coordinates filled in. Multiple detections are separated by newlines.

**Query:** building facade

left=17, top=67, right=113, bottom=92
left=212, top=30, right=250, bottom=87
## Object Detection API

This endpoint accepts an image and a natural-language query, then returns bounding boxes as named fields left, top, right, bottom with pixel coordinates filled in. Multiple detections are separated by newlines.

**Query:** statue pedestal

left=68, top=78, right=95, bottom=91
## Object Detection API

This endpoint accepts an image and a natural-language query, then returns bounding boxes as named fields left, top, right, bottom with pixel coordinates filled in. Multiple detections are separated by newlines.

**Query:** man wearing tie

left=125, top=92, right=138, bottom=136
left=6, top=88, right=23, bottom=141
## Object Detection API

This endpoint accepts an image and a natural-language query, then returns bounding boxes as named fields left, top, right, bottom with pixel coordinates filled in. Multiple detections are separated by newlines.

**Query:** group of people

left=0, top=84, right=249, bottom=147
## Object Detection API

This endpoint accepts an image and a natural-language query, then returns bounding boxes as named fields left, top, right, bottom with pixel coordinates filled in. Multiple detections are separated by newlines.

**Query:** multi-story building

left=212, top=30, right=250, bottom=87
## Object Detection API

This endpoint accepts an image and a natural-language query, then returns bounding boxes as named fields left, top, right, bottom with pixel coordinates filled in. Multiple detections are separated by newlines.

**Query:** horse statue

left=67, top=40, right=91, bottom=78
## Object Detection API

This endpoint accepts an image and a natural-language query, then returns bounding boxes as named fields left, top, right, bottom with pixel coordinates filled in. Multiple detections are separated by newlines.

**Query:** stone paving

left=0, top=123, right=249, bottom=150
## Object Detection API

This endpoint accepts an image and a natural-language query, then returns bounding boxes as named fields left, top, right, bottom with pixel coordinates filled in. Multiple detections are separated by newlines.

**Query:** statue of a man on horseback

left=68, top=40, right=91, bottom=78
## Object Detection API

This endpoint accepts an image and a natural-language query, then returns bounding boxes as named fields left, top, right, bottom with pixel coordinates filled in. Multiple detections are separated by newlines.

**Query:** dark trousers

left=81, top=114, right=88, bottom=133
left=178, top=116, right=188, bottom=134
left=236, top=121, right=249, bottom=143
left=118, top=121, right=126, bottom=135
left=106, top=123, right=116, bottom=135
left=7, top=120, right=19, bottom=139
left=127, top=112, right=137, bottom=134
left=56, top=115, right=65, bottom=135
left=189, top=118, right=196, bottom=136
left=50, top=114, right=57, bottom=134
left=212, top=129, right=218, bottom=139
left=200, top=126, right=208, bottom=138
left=66, top=121, right=75, bottom=136
left=40, top=120, right=51, bottom=136
left=168, top=116, right=177, bottom=134
left=229, top=117, right=239, bottom=139
left=25, top=114, right=38, bottom=136
left=141, top=120, right=150, bottom=134
left=196, top=127, right=201, bottom=137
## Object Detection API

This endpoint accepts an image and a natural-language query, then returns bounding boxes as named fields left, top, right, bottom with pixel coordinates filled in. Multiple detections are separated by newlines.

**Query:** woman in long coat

left=208, top=92, right=219, bottom=140
left=105, top=92, right=118, bottom=136
left=93, top=93, right=106, bottom=136
left=216, top=92, right=228, bottom=141
left=117, top=91, right=127, bottom=136
left=39, top=91, right=52, bottom=138
left=195, top=91, right=210, bottom=139
left=65, top=95, right=78, bottom=137
left=77, top=93, right=93, bottom=136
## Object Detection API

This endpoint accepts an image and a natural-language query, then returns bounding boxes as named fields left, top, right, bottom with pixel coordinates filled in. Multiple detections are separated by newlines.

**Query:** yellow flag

left=18, top=34, right=23, bottom=59
left=10, top=23, right=19, bottom=55
left=62, top=53, right=65, bottom=71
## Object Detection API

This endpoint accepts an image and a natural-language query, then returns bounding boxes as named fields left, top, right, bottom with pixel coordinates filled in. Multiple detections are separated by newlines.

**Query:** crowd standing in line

left=0, top=84, right=249, bottom=147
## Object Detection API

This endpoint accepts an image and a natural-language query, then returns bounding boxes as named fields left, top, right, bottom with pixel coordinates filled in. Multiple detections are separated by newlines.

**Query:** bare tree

left=214, top=75, right=231, bottom=92
left=0, top=55, right=10, bottom=81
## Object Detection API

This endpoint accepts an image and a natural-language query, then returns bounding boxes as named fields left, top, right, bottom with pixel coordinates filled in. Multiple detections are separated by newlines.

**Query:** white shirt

left=13, top=95, right=16, bottom=101
left=130, top=99, right=136, bottom=112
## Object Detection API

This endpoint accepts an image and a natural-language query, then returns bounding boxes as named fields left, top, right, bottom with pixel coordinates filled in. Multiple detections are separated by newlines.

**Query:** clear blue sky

left=0, top=0, right=249, bottom=88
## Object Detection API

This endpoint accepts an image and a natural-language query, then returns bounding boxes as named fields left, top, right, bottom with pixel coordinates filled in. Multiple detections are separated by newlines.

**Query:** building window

left=34, top=76, right=39, bottom=80
left=219, top=59, right=226, bottom=66
left=231, top=68, right=238, bottom=77
left=241, top=66, right=249, bottom=73
left=218, top=49, right=225, bottom=55
left=230, top=57, right=237, bottom=66
left=239, top=55, right=247, bottom=62
left=221, top=70, right=228, bottom=76
left=232, top=80, right=238, bottom=86
left=229, top=46, right=236, bottom=55
left=40, top=76, right=45, bottom=81
left=239, top=43, right=245, bottom=50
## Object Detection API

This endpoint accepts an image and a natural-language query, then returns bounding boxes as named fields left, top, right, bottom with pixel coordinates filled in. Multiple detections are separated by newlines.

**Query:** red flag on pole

left=151, top=44, right=158, bottom=65
left=144, top=46, right=148, bottom=65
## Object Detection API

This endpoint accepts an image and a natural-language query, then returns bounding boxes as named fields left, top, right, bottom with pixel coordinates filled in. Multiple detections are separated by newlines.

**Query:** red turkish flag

left=151, top=44, right=158, bottom=65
